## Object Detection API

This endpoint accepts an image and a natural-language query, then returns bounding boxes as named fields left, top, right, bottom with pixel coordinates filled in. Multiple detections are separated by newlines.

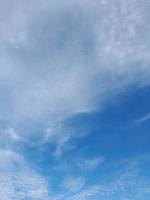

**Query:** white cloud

left=0, top=149, right=51, bottom=200
left=0, top=0, right=149, bottom=121
left=66, top=185, right=100, bottom=200
left=55, top=163, right=150, bottom=200
left=77, top=157, right=105, bottom=170
left=0, top=0, right=150, bottom=153
left=43, top=123, right=74, bottom=156
left=134, top=112, right=150, bottom=124
left=0, top=149, right=149, bottom=200
left=0, top=1, right=150, bottom=199
left=95, top=0, right=145, bottom=63
left=53, top=156, right=105, bottom=173
left=0, top=127, right=21, bottom=141
left=61, top=176, right=85, bottom=193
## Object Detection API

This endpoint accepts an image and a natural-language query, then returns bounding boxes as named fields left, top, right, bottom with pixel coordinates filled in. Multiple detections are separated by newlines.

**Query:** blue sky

left=0, top=0, right=150, bottom=199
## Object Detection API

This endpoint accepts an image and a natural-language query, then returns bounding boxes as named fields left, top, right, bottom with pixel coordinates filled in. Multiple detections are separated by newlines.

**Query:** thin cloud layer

left=0, top=0, right=149, bottom=126
left=53, top=163, right=150, bottom=200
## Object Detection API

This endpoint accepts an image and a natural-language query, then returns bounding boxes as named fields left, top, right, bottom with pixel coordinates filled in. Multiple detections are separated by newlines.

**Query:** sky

left=0, top=0, right=150, bottom=199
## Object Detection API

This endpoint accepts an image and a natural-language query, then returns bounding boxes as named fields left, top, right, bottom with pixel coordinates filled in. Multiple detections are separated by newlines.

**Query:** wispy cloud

left=134, top=112, right=150, bottom=124
left=0, top=149, right=51, bottom=200
left=54, top=163, right=150, bottom=200
left=61, top=176, right=86, bottom=193
left=77, top=157, right=105, bottom=170
left=0, top=0, right=149, bottom=127
left=53, top=156, right=105, bottom=174
left=0, top=1, right=150, bottom=198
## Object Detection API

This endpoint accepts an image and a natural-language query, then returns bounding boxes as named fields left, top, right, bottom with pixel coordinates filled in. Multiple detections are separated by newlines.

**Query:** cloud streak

left=134, top=112, right=150, bottom=124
